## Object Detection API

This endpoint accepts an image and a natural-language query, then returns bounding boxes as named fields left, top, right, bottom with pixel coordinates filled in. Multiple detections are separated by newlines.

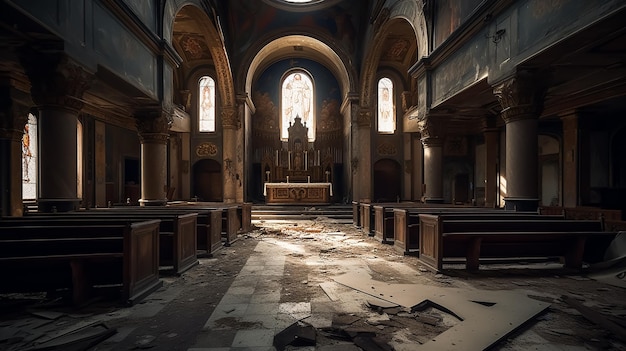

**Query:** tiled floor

left=191, top=241, right=307, bottom=350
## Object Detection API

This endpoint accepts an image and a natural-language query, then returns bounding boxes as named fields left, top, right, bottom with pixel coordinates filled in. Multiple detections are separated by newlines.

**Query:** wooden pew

left=392, top=208, right=544, bottom=255
left=352, top=201, right=361, bottom=228
left=0, top=220, right=162, bottom=305
left=372, top=202, right=428, bottom=244
left=66, top=206, right=223, bottom=256
left=373, top=205, right=395, bottom=244
left=360, top=203, right=374, bottom=236
left=167, top=203, right=245, bottom=246
left=417, top=214, right=615, bottom=272
left=539, top=206, right=623, bottom=221
left=103, top=207, right=220, bottom=257
left=9, top=211, right=199, bottom=274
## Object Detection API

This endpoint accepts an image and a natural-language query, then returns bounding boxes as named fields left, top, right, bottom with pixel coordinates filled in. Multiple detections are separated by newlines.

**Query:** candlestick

left=307, top=175, right=310, bottom=183
left=304, top=151, right=308, bottom=170
left=275, top=150, right=279, bottom=166
left=288, top=151, right=291, bottom=170
left=286, top=176, right=289, bottom=183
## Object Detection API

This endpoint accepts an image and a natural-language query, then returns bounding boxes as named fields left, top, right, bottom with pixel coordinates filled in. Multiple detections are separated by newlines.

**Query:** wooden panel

left=174, top=213, right=198, bottom=275
left=124, top=220, right=162, bottom=305
left=393, top=209, right=407, bottom=253
left=265, top=183, right=331, bottom=204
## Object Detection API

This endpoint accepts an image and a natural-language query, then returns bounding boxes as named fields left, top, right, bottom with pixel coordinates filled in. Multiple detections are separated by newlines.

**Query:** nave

left=1, top=217, right=625, bottom=351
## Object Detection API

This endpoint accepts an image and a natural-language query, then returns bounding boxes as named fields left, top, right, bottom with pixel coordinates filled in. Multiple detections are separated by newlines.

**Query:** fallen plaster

left=333, top=272, right=550, bottom=351
left=589, top=232, right=626, bottom=288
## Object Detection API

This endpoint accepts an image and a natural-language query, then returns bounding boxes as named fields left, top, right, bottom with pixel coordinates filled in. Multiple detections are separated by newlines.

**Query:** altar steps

left=251, top=204, right=353, bottom=223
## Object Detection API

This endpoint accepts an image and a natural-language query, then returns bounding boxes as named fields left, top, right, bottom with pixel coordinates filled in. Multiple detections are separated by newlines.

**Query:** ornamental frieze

left=196, top=142, right=218, bottom=157
left=377, top=142, right=397, bottom=156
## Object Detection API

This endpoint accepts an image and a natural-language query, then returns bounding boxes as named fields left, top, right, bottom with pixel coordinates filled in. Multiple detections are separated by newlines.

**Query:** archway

left=192, top=159, right=223, bottom=201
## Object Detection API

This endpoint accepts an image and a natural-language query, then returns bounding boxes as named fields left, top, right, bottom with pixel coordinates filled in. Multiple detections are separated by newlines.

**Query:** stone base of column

left=424, top=197, right=444, bottom=204
left=504, top=197, right=538, bottom=212
left=38, top=198, right=81, bottom=212
left=139, top=198, right=168, bottom=206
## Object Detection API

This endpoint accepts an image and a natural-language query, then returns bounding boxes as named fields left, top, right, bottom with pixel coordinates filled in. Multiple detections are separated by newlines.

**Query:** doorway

left=193, top=159, right=223, bottom=201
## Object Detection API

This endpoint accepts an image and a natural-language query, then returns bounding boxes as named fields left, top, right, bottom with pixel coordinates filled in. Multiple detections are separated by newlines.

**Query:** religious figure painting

left=282, top=72, right=314, bottom=141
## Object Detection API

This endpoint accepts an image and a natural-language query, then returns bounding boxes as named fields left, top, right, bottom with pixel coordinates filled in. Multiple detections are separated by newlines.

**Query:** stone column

left=222, top=107, right=238, bottom=203
left=354, top=107, right=372, bottom=202
left=24, top=55, right=92, bottom=212
left=493, top=72, right=544, bottom=211
left=483, top=128, right=499, bottom=208
left=136, top=111, right=170, bottom=206
left=419, top=116, right=444, bottom=203
left=561, top=112, right=579, bottom=207
left=0, top=79, right=30, bottom=216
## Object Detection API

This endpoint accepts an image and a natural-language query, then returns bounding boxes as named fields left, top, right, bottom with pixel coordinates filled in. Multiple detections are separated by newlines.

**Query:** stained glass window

left=281, top=71, right=315, bottom=141
left=377, top=77, right=395, bottom=133
left=198, top=76, right=216, bottom=132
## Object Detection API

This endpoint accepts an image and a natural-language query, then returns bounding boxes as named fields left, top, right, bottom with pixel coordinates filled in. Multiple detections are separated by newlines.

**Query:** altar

left=264, top=182, right=332, bottom=205
left=261, top=115, right=335, bottom=204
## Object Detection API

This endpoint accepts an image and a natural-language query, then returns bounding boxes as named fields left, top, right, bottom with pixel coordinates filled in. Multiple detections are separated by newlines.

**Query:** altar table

left=264, top=182, right=333, bottom=204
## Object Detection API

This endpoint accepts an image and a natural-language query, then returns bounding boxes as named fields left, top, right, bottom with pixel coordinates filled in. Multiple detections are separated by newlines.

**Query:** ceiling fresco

left=227, top=0, right=364, bottom=57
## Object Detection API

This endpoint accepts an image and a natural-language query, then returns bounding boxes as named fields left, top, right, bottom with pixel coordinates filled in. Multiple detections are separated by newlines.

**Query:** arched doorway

left=192, top=159, right=222, bottom=201
left=373, top=159, right=401, bottom=202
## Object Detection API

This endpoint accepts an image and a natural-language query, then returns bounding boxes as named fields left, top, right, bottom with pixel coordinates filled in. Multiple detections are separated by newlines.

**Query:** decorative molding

left=493, top=71, right=545, bottom=123
left=222, top=107, right=239, bottom=129
left=195, top=142, right=218, bottom=157
left=23, top=54, right=93, bottom=112
left=357, top=107, right=371, bottom=127
left=377, top=142, right=397, bottom=156
left=136, top=110, right=171, bottom=144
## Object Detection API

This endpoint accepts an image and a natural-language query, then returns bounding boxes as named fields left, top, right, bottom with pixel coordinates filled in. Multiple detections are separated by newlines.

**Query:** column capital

left=136, top=109, right=171, bottom=144
left=21, top=53, right=92, bottom=112
left=493, top=70, right=545, bottom=123
left=357, top=107, right=371, bottom=127
left=222, top=106, right=239, bottom=129
left=418, top=114, right=447, bottom=142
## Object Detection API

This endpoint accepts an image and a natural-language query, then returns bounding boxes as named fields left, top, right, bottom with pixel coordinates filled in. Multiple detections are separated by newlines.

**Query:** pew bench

left=0, top=220, right=162, bottom=305
left=32, top=206, right=223, bottom=256
left=167, top=204, right=246, bottom=246
left=392, top=208, right=552, bottom=255
left=5, top=212, right=199, bottom=275
left=417, top=214, right=614, bottom=272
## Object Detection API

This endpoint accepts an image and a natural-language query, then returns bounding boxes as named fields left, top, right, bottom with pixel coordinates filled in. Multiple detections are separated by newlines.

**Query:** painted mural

left=252, top=58, right=342, bottom=137
left=434, top=0, right=483, bottom=47
left=518, top=0, right=591, bottom=52
left=228, top=0, right=361, bottom=57
left=432, top=34, right=488, bottom=106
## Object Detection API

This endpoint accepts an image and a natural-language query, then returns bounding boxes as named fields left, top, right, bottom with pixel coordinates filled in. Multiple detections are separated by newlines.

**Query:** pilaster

left=354, top=107, right=372, bottom=202
left=222, top=107, right=237, bottom=203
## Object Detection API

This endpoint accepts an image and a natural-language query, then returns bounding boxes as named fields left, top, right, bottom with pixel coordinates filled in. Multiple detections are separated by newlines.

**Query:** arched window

left=22, top=113, right=37, bottom=199
left=198, top=76, right=216, bottom=132
left=377, top=77, right=395, bottom=134
left=281, top=71, right=315, bottom=141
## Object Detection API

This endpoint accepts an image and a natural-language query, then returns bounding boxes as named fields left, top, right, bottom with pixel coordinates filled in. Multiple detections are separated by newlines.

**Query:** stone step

left=251, top=204, right=353, bottom=222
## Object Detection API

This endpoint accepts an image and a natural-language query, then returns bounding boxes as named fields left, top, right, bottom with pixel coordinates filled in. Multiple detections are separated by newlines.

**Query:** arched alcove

left=373, top=159, right=401, bottom=202
left=192, top=159, right=223, bottom=201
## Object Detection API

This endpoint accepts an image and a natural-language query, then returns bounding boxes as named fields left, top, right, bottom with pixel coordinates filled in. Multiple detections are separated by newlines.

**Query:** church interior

left=1, top=0, right=626, bottom=350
